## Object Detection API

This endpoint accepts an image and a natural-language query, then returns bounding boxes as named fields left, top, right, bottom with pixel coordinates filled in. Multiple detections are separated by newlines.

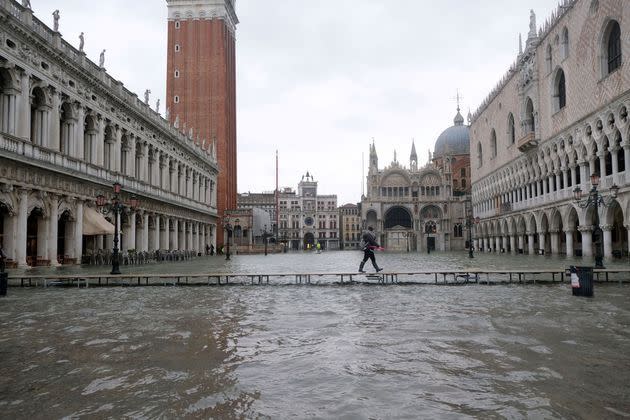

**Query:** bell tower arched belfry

left=166, top=0, right=238, bottom=242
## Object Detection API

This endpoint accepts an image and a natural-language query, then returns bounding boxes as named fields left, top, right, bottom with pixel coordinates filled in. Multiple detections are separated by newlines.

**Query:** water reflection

left=1, top=254, right=629, bottom=418
left=10, top=250, right=630, bottom=277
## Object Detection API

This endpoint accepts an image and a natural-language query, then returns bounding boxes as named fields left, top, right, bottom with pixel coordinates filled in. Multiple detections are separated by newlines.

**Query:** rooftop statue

left=22, top=0, right=31, bottom=10
left=52, top=10, right=60, bottom=32
left=156, top=99, right=160, bottom=114
left=99, top=49, right=106, bottom=68
left=528, top=10, right=537, bottom=38
left=79, top=32, right=84, bottom=52
left=144, top=89, right=151, bottom=105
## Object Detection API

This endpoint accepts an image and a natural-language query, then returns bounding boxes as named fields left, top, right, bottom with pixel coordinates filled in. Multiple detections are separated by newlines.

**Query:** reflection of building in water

left=361, top=109, right=471, bottom=252
left=0, top=2, right=218, bottom=267
left=471, top=1, right=629, bottom=259
left=277, top=173, right=339, bottom=251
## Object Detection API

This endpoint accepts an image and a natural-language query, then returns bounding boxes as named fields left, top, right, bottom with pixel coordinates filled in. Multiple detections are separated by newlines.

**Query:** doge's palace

left=0, top=0, right=218, bottom=267
left=471, top=0, right=630, bottom=260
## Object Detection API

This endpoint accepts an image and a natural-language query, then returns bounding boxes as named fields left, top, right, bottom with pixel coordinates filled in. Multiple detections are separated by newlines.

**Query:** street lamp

left=465, top=200, right=475, bottom=259
left=96, top=182, right=139, bottom=275
left=222, top=216, right=232, bottom=260
left=573, top=173, right=619, bottom=268
left=261, top=224, right=272, bottom=256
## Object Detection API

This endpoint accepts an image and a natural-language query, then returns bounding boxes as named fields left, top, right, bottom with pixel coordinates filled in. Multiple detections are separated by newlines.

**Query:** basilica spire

left=410, top=140, right=418, bottom=172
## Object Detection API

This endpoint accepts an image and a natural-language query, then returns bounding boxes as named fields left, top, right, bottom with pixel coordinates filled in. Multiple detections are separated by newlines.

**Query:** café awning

left=83, top=206, right=115, bottom=236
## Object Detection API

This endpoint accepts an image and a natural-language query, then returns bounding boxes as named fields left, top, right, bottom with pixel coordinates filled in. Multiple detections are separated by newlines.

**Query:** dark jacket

left=361, top=230, right=379, bottom=250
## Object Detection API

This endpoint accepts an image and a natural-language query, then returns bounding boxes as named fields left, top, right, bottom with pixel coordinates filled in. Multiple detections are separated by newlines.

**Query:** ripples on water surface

left=1, top=252, right=630, bottom=418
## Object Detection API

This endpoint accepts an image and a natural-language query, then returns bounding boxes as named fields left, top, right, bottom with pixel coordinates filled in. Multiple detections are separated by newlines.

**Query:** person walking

left=359, top=226, right=383, bottom=273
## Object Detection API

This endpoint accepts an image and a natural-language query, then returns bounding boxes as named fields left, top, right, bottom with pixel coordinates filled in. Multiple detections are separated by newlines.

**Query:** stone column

left=627, top=224, right=630, bottom=257
left=48, top=195, right=59, bottom=266
left=565, top=230, right=574, bottom=257
left=501, top=236, right=508, bottom=252
left=579, top=226, right=593, bottom=257
left=623, top=144, right=630, bottom=174
left=494, top=236, right=500, bottom=252
left=570, top=165, right=577, bottom=188
left=509, top=235, right=516, bottom=253
left=75, top=105, right=85, bottom=159
left=518, top=234, right=524, bottom=253
left=142, top=213, right=149, bottom=252
left=188, top=222, right=194, bottom=251
left=555, top=172, right=561, bottom=191
left=598, top=153, right=606, bottom=177
left=538, top=232, right=546, bottom=254
left=74, top=201, right=83, bottom=263
left=49, top=90, right=61, bottom=150
left=15, top=189, right=28, bottom=267
left=127, top=212, right=137, bottom=251
left=3, top=209, right=16, bottom=261
left=173, top=219, right=179, bottom=250
left=602, top=224, right=613, bottom=259
left=153, top=215, right=160, bottom=251
left=579, top=162, right=589, bottom=186
left=163, top=218, right=170, bottom=250
left=527, top=233, right=535, bottom=255
left=17, top=71, right=31, bottom=140
left=550, top=230, right=559, bottom=255
left=562, top=170, right=568, bottom=191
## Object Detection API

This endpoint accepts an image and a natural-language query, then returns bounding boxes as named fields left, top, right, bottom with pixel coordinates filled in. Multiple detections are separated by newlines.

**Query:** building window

left=525, top=98, right=535, bottom=133
left=561, top=27, right=569, bottom=59
left=461, top=179, right=467, bottom=189
left=490, top=129, right=497, bottom=158
left=175, top=44, right=181, bottom=52
left=508, top=113, right=515, bottom=145
left=606, top=20, right=622, bottom=74
left=175, top=21, right=180, bottom=29
left=460, top=168, right=466, bottom=177
left=545, top=45, right=552, bottom=73
left=174, top=70, right=180, bottom=78
left=553, top=68, right=567, bottom=111
left=477, top=143, right=483, bottom=168
left=174, top=95, right=180, bottom=104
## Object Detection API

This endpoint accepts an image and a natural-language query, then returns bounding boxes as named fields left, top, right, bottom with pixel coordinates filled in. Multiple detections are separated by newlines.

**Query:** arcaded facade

left=0, top=1, right=218, bottom=267
left=471, top=0, right=630, bottom=259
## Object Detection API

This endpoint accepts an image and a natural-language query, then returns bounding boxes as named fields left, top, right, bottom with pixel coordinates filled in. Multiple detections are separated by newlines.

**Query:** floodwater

left=1, top=252, right=630, bottom=419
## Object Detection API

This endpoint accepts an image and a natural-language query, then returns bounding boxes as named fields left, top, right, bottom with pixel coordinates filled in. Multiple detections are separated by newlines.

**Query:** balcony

left=517, top=132, right=539, bottom=152
left=0, top=132, right=217, bottom=216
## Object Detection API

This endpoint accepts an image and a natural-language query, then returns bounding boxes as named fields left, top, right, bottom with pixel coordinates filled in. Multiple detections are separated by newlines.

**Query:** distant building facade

left=361, top=111, right=471, bottom=252
left=470, top=0, right=630, bottom=259
left=339, top=203, right=361, bottom=250
left=278, top=173, right=339, bottom=250
left=0, top=1, right=218, bottom=267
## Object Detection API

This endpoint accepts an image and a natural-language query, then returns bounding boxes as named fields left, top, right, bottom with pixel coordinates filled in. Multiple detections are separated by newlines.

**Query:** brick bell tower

left=166, top=0, right=238, bottom=244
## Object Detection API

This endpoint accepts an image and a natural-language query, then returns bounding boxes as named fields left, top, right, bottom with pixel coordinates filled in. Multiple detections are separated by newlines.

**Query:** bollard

left=570, top=266, right=594, bottom=297
left=0, top=272, right=7, bottom=296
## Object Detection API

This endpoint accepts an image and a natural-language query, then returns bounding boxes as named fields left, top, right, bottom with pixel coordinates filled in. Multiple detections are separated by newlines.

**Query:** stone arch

left=365, top=209, right=378, bottom=229
left=599, top=18, right=622, bottom=77
left=552, top=66, right=567, bottom=112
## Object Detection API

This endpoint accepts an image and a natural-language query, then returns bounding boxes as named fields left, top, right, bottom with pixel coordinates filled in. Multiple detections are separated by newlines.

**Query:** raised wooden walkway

left=5, top=268, right=630, bottom=288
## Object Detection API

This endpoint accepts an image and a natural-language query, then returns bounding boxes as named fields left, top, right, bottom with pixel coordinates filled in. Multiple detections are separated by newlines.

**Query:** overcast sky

left=29, top=0, right=558, bottom=204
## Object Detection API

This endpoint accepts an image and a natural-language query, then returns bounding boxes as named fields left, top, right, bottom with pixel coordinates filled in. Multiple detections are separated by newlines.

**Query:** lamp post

left=222, top=216, right=232, bottom=260
left=261, top=224, right=271, bottom=256
left=97, top=182, right=139, bottom=275
left=465, top=199, right=475, bottom=259
left=573, top=173, right=619, bottom=268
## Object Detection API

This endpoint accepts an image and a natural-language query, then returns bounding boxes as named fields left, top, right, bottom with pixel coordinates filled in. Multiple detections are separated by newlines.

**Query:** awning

left=83, top=206, right=115, bottom=236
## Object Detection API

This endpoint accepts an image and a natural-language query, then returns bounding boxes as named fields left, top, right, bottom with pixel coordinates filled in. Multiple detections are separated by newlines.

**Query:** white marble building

left=470, top=0, right=630, bottom=259
left=0, top=1, right=218, bottom=267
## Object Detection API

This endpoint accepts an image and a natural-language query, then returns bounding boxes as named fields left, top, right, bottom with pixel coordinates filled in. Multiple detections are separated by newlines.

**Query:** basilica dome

left=433, top=109, right=470, bottom=158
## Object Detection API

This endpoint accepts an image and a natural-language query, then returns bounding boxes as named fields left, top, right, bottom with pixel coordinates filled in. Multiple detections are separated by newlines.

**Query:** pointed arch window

left=508, top=113, right=515, bottom=145
left=553, top=68, right=567, bottom=112
left=561, top=27, right=569, bottom=59
left=477, top=142, right=483, bottom=168
left=490, top=129, right=497, bottom=158
left=607, top=21, right=622, bottom=74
